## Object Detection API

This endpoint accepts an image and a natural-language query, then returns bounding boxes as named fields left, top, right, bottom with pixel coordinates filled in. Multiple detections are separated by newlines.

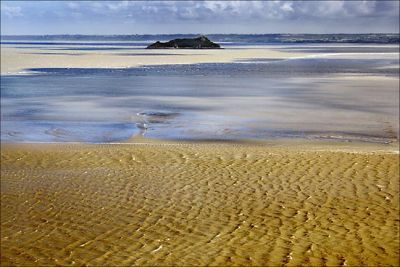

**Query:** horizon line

left=1, top=33, right=399, bottom=36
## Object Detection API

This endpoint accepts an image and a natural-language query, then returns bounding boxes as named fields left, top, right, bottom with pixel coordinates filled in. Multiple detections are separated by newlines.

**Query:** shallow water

left=1, top=44, right=399, bottom=143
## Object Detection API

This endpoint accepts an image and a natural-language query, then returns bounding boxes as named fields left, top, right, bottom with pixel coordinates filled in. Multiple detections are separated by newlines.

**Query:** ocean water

left=1, top=36, right=399, bottom=143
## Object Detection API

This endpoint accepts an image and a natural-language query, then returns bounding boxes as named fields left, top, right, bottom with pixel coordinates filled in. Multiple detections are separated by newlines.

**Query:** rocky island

left=147, top=35, right=221, bottom=49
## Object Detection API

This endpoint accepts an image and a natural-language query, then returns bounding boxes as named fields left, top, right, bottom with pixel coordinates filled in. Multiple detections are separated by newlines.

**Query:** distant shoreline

left=2, top=33, right=399, bottom=44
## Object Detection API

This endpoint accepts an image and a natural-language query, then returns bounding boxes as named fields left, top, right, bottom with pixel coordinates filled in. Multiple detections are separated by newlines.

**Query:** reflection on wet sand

left=2, top=69, right=398, bottom=143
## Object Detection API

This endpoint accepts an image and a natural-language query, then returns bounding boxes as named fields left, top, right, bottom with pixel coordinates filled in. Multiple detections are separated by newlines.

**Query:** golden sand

left=1, top=141, right=399, bottom=266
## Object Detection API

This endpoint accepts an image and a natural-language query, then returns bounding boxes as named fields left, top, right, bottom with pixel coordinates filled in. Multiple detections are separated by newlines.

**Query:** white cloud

left=106, top=1, right=129, bottom=11
left=67, top=2, right=79, bottom=10
left=1, top=1, right=398, bottom=34
left=1, top=4, right=23, bottom=18
left=281, top=2, right=294, bottom=13
left=53, top=1, right=399, bottom=22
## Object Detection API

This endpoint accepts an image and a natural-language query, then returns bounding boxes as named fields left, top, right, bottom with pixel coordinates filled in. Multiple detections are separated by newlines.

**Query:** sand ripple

left=1, top=143, right=399, bottom=266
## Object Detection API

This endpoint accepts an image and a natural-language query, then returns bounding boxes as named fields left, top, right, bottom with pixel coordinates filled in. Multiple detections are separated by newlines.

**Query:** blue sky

left=1, top=1, right=399, bottom=35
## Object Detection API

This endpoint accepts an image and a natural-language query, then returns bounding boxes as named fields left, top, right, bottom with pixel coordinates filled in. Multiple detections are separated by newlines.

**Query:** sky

left=1, top=1, right=399, bottom=35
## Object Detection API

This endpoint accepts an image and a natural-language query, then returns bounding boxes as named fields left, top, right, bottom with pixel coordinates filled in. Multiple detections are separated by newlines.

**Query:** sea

left=1, top=34, right=399, bottom=143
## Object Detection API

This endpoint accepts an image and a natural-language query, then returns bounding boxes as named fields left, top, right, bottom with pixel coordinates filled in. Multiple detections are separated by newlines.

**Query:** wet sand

left=2, top=43, right=399, bottom=143
left=1, top=141, right=399, bottom=266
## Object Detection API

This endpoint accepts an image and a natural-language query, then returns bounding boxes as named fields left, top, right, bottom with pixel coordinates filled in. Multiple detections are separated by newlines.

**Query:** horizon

left=2, top=33, right=399, bottom=37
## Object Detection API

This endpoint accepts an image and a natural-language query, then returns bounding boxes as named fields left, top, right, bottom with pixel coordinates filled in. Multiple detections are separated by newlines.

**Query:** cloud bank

left=1, top=1, right=399, bottom=34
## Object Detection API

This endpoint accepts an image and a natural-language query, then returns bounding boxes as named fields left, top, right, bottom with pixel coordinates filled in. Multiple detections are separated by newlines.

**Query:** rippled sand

left=1, top=141, right=399, bottom=266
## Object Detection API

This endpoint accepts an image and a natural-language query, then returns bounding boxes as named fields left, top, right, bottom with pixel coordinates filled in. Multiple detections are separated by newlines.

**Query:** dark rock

left=147, top=35, right=221, bottom=49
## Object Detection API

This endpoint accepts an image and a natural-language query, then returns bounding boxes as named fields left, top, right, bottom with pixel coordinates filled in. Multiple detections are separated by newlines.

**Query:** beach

left=1, top=141, right=399, bottom=266
left=1, top=36, right=399, bottom=266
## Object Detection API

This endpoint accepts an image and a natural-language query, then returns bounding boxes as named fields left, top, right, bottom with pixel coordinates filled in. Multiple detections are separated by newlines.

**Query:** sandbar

left=0, top=45, right=306, bottom=75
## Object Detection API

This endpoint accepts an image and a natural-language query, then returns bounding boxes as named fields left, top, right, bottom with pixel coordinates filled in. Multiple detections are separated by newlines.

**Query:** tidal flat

left=1, top=37, right=399, bottom=266
left=1, top=42, right=399, bottom=143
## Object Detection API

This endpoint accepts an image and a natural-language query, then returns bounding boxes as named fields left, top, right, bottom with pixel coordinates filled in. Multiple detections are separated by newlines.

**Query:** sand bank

left=0, top=45, right=305, bottom=75
left=1, top=141, right=399, bottom=266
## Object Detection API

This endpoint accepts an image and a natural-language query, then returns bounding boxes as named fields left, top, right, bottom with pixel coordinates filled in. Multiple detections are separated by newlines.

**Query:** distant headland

left=146, top=35, right=221, bottom=49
